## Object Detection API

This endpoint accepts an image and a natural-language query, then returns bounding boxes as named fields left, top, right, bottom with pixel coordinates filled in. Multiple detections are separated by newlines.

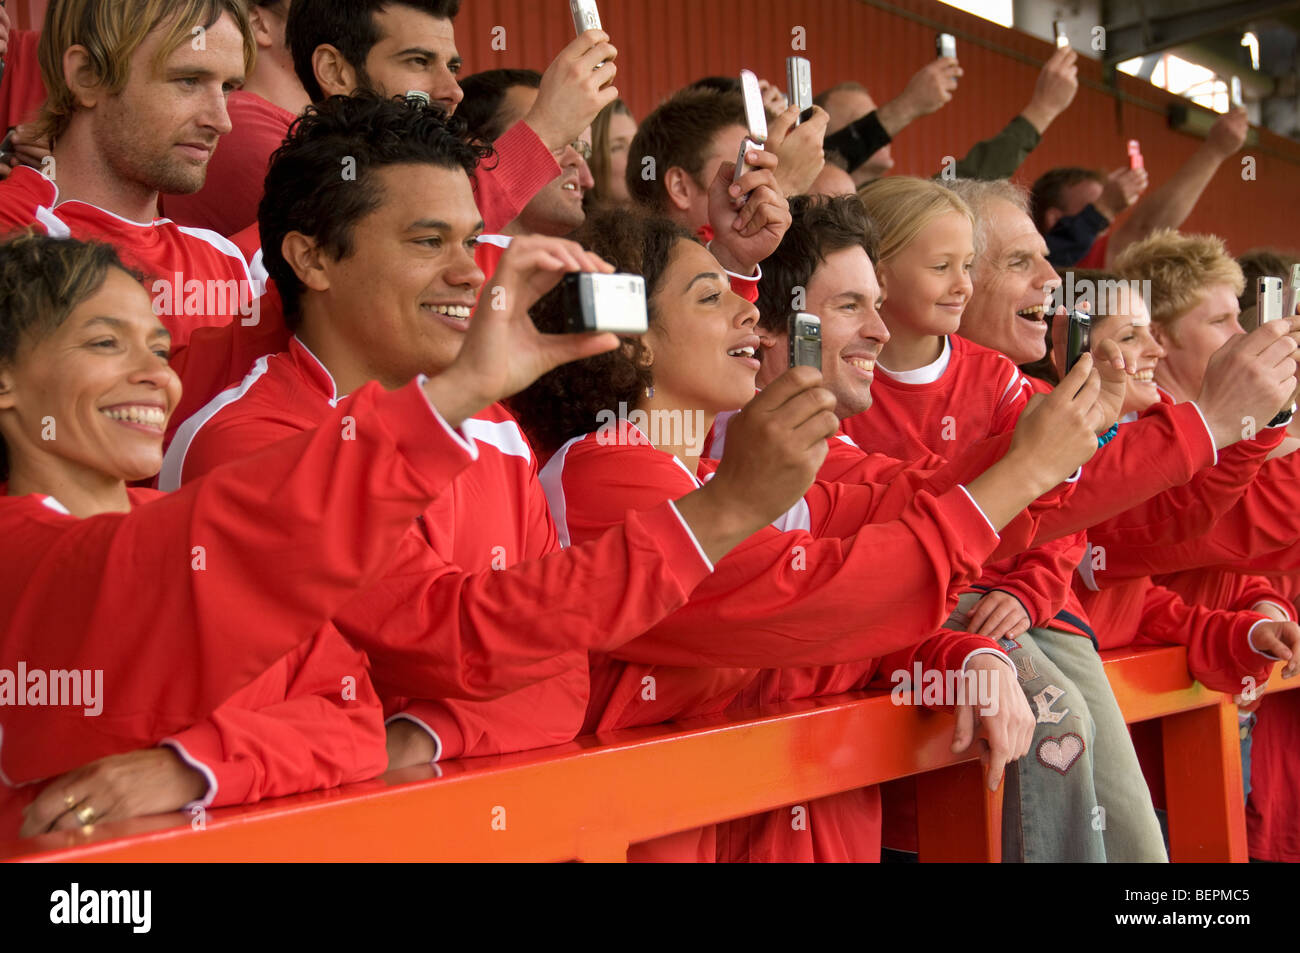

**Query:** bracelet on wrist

left=1097, top=423, right=1119, bottom=448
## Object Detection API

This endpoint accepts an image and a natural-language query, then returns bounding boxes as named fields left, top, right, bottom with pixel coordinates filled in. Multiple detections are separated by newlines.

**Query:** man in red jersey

left=162, top=0, right=308, bottom=237
left=163, top=94, right=841, bottom=774
left=0, top=0, right=259, bottom=349
left=286, top=0, right=618, bottom=237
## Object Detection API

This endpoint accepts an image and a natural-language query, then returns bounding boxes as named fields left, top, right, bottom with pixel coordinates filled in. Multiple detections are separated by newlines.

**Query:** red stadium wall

left=10, top=0, right=1300, bottom=254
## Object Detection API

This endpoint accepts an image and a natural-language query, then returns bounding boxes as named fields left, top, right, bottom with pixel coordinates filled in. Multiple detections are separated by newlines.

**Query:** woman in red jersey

left=510, top=207, right=1110, bottom=861
left=0, top=230, right=615, bottom=838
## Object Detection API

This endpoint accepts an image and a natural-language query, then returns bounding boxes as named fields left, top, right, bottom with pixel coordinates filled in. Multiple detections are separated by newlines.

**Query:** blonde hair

left=38, top=0, right=256, bottom=141
left=1113, top=228, right=1245, bottom=329
left=856, top=176, right=974, bottom=264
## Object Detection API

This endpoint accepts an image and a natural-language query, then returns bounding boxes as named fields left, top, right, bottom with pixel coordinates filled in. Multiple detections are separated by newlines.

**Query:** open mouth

left=1016, top=304, right=1048, bottom=323
left=561, top=181, right=583, bottom=198
left=727, top=344, right=760, bottom=370
left=424, top=303, right=473, bottom=328
left=1133, top=367, right=1156, bottom=382
left=100, top=405, right=167, bottom=434
left=845, top=357, right=876, bottom=378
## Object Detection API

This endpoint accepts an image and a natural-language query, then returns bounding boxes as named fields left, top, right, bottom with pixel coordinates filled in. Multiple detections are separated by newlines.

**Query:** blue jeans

left=948, top=595, right=1167, bottom=862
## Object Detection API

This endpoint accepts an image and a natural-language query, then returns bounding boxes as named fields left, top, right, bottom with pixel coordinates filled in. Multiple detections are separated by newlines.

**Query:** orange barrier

left=1102, top=646, right=1297, bottom=862
left=2, top=688, right=1001, bottom=863
left=2, top=646, right=1291, bottom=863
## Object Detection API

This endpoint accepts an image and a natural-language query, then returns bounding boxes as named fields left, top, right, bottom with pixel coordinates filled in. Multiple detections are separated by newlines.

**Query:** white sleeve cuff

left=956, top=485, right=1000, bottom=537
left=158, top=738, right=218, bottom=810
left=385, top=712, right=444, bottom=764
left=1251, top=600, right=1295, bottom=623
left=414, top=374, right=480, bottom=461
left=704, top=240, right=762, bottom=284
left=1247, top=618, right=1283, bottom=660
left=667, top=500, right=715, bottom=572
left=1064, top=467, right=1082, bottom=483
left=962, top=647, right=1014, bottom=673
left=1187, top=400, right=1220, bottom=463
left=725, top=263, right=763, bottom=284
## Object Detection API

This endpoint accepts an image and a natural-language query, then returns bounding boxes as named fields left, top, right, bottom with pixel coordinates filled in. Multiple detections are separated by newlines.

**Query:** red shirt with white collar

left=542, top=419, right=1006, bottom=861
left=0, top=379, right=478, bottom=834
left=0, top=167, right=255, bottom=348
left=840, top=335, right=1091, bottom=634
left=165, top=337, right=718, bottom=762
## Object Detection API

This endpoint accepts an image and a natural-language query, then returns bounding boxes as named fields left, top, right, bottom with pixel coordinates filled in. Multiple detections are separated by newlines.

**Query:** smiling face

left=1152, top=283, right=1245, bottom=400
left=500, top=86, right=593, bottom=237
left=757, top=246, right=887, bottom=419
left=301, top=162, right=486, bottom=389
left=89, top=12, right=247, bottom=197
left=641, top=239, right=762, bottom=415
left=877, top=211, right=974, bottom=345
left=1059, top=287, right=1166, bottom=415
left=961, top=198, right=1061, bottom=365
left=0, top=269, right=180, bottom=486
left=356, top=7, right=464, bottom=114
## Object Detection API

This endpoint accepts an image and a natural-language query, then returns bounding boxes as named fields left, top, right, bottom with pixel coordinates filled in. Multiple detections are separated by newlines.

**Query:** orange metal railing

left=2, top=646, right=1291, bottom=863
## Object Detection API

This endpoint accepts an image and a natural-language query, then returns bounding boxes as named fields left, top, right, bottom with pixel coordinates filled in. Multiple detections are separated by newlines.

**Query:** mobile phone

left=936, top=33, right=956, bottom=59
left=733, top=70, right=769, bottom=195
left=405, top=90, right=432, bottom=108
left=1053, top=20, right=1069, bottom=48
left=1284, top=263, right=1300, bottom=318
left=1064, top=310, right=1092, bottom=374
left=570, top=0, right=602, bottom=34
left=787, top=57, right=813, bottom=126
left=1230, top=76, right=1244, bottom=109
left=789, top=313, right=822, bottom=371
left=1127, top=139, right=1144, bottom=171
left=1257, top=276, right=1284, bottom=325
left=560, top=272, right=647, bottom=334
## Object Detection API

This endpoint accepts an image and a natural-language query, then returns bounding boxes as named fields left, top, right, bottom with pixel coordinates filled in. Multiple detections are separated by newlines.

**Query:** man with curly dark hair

left=162, top=94, right=839, bottom=774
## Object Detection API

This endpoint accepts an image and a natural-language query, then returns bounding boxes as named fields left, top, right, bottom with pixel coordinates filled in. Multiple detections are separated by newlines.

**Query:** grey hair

left=941, top=178, right=1031, bottom=264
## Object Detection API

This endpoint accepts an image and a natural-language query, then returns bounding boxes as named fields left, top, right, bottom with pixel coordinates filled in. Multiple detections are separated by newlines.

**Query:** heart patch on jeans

left=1036, top=732, right=1085, bottom=774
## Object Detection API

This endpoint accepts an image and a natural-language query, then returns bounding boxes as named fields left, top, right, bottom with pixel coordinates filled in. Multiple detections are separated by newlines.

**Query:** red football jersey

left=166, top=336, right=719, bottom=761
left=0, top=167, right=255, bottom=348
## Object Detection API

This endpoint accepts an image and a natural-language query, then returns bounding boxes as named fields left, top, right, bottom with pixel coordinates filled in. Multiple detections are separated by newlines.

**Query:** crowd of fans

left=0, top=0, right=1298, bottom=864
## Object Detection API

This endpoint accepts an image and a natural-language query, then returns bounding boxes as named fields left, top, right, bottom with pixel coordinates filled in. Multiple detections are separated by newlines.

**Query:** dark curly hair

left=508, top=208, right=697, bottom=456
left=755, top=194, right=877, bottom=335
left=258, top=92, right=493, bottom=328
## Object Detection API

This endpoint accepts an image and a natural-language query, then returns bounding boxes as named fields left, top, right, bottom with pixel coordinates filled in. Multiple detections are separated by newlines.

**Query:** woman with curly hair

left=510, top=206, right=1107, bottom=861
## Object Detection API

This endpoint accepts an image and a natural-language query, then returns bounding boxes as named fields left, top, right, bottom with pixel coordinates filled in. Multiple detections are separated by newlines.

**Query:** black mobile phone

left=789, top=313, right=822, bottom=371
left=1064, top=309, right=1092, bottom=373
left=561, top=272, right=648, bottom=334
